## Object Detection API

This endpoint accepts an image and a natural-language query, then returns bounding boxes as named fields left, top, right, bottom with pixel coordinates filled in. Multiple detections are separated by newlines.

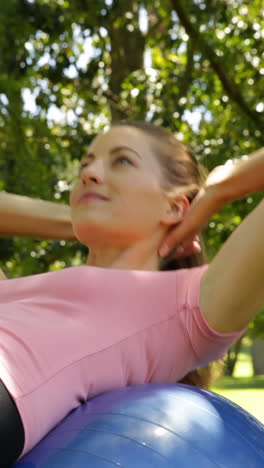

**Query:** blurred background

left=0, top=0, right=263, bottom=420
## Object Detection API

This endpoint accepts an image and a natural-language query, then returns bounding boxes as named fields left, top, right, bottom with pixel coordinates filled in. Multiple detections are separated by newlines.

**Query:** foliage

left=0, top=0, right=263, bottom=339
left=212, top=339, right=264, bottom=422
left=247, top=308, right=264, bottom=340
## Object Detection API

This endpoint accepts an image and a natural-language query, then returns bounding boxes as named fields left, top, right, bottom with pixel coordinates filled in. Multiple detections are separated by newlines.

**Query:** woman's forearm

left=0, top=192, right=76, bottom=240
left=217, top=147, right=264, bottom=203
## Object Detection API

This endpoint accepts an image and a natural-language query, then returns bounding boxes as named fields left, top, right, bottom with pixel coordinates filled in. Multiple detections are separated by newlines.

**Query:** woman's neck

left=86, top=239, right=161, bottom=271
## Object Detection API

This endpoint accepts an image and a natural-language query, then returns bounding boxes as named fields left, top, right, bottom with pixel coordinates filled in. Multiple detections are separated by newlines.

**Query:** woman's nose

left=81, top=159, right=105, bottom=184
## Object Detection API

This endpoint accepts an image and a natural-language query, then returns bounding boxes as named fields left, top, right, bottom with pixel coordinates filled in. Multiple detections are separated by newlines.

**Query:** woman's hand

left=159, top=165, right=231, bottom=258
left=159, top=146, right=264, bottom=259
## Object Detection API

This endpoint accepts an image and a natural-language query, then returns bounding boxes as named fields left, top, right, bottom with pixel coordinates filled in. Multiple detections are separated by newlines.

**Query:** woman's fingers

left=159, top=215, right=200, bottom=257
left=159, top=189, right=216, bottom=258
left=174, top=238, right=201, bottom=258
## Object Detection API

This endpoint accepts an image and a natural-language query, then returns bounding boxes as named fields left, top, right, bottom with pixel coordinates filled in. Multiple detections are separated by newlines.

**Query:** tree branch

left=178, top=38, right=194, bottom=99
left=162, top=38, right=195, bottom=121
left=170, top=0, right=263, bottom=133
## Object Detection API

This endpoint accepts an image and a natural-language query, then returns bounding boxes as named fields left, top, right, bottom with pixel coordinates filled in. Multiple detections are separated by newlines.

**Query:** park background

left=0, top=0, right=263, bottom=422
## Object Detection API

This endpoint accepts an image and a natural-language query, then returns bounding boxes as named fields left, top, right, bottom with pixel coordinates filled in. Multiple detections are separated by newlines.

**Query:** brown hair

left=113, top=120, right=223, bottom=389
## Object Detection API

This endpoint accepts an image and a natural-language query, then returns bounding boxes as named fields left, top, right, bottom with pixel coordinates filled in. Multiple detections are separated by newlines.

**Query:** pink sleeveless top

left=0, top=265, right=244, bottom=456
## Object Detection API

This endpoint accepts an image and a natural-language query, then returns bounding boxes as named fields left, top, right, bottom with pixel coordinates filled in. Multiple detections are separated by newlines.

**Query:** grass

left=212, top=338, right=264, bottom=424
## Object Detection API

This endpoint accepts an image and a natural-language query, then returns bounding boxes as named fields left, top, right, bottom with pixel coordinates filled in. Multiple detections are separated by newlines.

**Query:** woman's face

left=70, top=125, right=171, bottom=248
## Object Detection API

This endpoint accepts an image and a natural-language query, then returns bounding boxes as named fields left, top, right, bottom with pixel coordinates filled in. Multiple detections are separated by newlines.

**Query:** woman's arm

left=0, top=192, right=76, bottom=240
left=162, top=146, right=264, bottom=333
left=159, top=147, right=264, bottom=333
left=200, top=198, right=264, bottom=333
left=0, top=269, right=7, bottom=280
left=215, top=146, right=264, bottom=201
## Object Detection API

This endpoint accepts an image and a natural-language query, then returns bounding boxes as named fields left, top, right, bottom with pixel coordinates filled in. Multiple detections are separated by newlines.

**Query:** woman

left=0, top=121, right=263, bottom=466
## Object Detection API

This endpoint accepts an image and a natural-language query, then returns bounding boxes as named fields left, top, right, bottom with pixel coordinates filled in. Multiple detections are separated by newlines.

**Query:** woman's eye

left=79, top=163, right=88, bottom=174
left=115, top=156, right=133, bottom=166
left=78, top=156, right=133, bottom=175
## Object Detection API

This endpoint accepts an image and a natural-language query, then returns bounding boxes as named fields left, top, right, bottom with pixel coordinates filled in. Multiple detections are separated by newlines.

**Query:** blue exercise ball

left=14, top=383, right=264, bottom=467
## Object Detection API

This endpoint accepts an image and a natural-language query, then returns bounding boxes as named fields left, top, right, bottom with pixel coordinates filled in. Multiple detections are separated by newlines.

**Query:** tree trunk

left=108, top=0, right=146, bottom=122
left=251, top=338, right=264, bottom=375
left=224, top=337, right=243, bottom=376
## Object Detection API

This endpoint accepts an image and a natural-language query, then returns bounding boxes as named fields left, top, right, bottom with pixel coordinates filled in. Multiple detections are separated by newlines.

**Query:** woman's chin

left=73, top=225, right=116, bottom=247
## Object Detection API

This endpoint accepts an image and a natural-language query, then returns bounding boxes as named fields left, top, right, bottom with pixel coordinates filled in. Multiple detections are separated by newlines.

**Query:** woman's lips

left=78, top=193, right=108, bottom=203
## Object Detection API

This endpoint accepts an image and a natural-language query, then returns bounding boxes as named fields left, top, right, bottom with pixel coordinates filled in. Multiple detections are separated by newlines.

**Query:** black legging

left=0, top=380, right=25, bottom=467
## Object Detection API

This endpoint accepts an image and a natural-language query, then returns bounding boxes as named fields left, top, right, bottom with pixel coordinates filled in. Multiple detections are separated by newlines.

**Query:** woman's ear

left=160, top=195, right=190, bottom=227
